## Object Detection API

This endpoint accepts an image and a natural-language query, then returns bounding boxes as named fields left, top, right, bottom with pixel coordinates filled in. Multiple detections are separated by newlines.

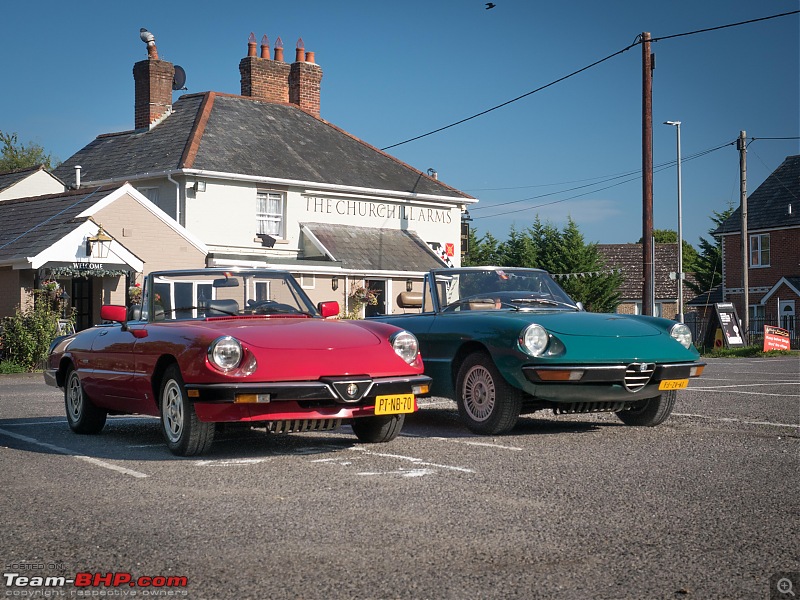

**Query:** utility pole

left=738, top=130, right=749, bottom=343
left=641, top=32, right=654, bottom=316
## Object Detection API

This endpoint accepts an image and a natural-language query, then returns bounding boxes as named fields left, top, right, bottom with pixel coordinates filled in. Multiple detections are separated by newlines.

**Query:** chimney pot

left=260, top=34, right=270, bottom=59
left=305, top=50, right=315, bottom=63
left=247, top=32, right=257, bottom=57
left=274, top=36, right=284, bottom=61
left=295, top=37, right=305, bottom=62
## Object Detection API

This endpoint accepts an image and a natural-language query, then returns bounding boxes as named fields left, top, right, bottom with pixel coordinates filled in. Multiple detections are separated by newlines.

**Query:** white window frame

left=749, top=234, right=770, bottom=267
left=749, top=304, right=765, bottom=334
left=256, top=190, right=285, bottom=238
left=299, top=274, right=315, bottom=289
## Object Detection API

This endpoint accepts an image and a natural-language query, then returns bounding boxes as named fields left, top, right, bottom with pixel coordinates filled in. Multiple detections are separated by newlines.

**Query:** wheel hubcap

left=463, top=365, right=495, bottom=422
left=67, top=374, right=82, bottom=421
left=163, top=380, right=184, bottom=443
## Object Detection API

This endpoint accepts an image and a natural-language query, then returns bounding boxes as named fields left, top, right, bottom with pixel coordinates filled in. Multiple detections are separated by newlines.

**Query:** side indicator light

left=689, top=365, right=705, bottom=377
left=412, top=384, right=430, bottom=395
left=235, top=394, right=271, bottom=404
left=535, top=370, right=585, bottom=382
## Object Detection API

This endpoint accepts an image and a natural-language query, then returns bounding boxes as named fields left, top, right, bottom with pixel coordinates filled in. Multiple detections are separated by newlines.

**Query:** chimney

left=289, top=38, right=322, bottom=117
left=133, top=29, right=174, bottom=130
left=239, top=33, right=290, bottom=103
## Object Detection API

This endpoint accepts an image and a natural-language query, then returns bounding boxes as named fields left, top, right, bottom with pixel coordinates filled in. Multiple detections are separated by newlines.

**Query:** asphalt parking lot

left=1, top=357, right=798, bottom=600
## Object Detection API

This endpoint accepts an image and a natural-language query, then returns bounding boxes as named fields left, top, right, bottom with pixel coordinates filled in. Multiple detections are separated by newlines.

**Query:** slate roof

left=302, top=223, right=447, bottom=271
left=0, top=186, right=113, bottom=262
left=686, top=284, right=723, bottom=307
left=53, top=93, right=472, bottom=201
left=0, top=165, right=49, bottom=193
left=714, top=154, right=800, bottom=234
left=597, top=243, right=684, bottom=299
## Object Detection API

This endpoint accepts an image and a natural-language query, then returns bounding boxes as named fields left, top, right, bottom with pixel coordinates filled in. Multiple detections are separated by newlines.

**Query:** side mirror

left=576, top=301, right=585, bottom=312
left=318, top=301, right=340, bottom=318
left=100, top=304, right=128, bottom=323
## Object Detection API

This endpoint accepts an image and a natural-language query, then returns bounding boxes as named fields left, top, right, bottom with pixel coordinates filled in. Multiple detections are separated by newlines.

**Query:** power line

left=380, top=10, right=799, bottom=151
left=471, top=141, right=735, bottom=217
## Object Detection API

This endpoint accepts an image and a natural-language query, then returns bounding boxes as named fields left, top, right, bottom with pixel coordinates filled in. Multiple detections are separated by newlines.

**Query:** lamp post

left=664, top=120, right=683, bottom=323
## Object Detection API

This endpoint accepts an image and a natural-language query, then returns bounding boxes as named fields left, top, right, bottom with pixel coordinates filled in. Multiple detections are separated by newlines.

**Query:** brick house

left=597, top=243, right=689, bottom=319
left=713, top=154, right=799, bottom=344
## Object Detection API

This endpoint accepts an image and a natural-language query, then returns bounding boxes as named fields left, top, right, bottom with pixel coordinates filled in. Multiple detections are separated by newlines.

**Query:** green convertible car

left=369, top=267, right=705, bottom=435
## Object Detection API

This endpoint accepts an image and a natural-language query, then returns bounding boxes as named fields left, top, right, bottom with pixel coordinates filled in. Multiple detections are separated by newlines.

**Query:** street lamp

left=664, top=120, right=683, bottom=323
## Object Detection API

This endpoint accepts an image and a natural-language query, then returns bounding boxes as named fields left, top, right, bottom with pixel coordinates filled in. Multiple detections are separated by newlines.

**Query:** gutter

left=72, top=168, right=477, bottom=207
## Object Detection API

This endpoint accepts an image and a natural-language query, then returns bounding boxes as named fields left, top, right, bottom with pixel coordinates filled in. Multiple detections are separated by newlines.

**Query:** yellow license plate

left=659, top=379, right=689, bottom=391
left=375, top=394, right=415, bottom=415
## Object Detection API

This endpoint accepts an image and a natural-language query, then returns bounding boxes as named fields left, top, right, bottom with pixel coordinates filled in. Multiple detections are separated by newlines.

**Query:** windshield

left=139, top=270, right=318, bottom=321
left=433, top=268, right=579, bottom=312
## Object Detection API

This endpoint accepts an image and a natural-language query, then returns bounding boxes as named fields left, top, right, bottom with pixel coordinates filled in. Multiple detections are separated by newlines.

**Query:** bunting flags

left=551, top=268, right=622, bottom=280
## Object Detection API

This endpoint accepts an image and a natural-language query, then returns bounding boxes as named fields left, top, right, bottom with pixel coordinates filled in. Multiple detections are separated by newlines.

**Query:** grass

left=700, top=345, right=798, bottom=358
left=0, top=360, right=27, bottom=374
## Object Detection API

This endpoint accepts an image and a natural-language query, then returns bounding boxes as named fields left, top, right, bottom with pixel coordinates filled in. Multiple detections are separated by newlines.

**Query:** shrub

left=0, top=290, right=64, bottom=371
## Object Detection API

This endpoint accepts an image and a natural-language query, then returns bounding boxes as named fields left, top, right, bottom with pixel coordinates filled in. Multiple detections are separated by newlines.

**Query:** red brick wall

left=239, top=56, right=290, bottom=103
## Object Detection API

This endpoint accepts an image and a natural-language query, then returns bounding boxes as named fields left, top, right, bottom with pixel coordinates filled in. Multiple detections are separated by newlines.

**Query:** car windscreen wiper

left=510, top=298, right=578, bottom=310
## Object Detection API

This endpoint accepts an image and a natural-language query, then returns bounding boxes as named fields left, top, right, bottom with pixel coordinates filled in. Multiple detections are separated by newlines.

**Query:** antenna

left=172, top=65, right=187, bottom=91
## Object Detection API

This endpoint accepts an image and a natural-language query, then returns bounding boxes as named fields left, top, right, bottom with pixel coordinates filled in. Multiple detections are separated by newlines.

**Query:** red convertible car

left=44, top=269, right=430, bottom=456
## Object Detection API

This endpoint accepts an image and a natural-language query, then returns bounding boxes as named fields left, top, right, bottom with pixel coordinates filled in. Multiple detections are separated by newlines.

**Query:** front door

left=779, top=300, right=796, bottom=334
left=71, top=278, right=93, bottom=331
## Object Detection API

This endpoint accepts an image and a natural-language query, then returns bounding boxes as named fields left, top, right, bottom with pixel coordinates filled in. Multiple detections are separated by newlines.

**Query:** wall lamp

left=86, top=225, right=112, bottom=259
left=331, top=276, right=339, bottom=291
left=194, top=181, right=206, bottom=193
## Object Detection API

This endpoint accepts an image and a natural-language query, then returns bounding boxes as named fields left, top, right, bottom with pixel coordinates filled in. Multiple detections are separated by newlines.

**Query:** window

left=633, top=302, right=663, bottom=317
left=300, top=274, right=315, bottom=289
left=139, top=187, right=159, bottom=204
left=749, top=304, right=765, bottom=334
left=257, top=191, right=284, bottom=237
left=749, top=234, right=770, bottom=267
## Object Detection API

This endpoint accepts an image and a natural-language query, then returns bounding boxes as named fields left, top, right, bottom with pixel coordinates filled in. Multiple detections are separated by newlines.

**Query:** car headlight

left=208, top=336, right=243, bottom=371
left=520, top=324, right=549, bottom=357
left=670, top=323, right=693, bottom=349
left=391, top=330, right=419, bottom=365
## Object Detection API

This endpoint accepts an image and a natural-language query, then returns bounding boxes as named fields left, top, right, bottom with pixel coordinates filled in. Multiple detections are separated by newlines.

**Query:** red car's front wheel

left=159, top=364, right=214, bottom=456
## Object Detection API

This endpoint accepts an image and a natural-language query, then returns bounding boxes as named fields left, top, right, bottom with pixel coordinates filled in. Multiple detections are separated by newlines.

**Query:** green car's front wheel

left=616, top=390, right=676, bottom=426
left=455, top=352, right=522, bottom=435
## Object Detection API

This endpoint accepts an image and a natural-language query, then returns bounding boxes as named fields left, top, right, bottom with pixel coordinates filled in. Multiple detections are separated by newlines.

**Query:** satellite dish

left=172, top=65, right=187, bottom=91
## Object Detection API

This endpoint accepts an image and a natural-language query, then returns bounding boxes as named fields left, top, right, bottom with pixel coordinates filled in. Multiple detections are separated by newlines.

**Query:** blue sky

left=3, top=0, right=798, bottom=249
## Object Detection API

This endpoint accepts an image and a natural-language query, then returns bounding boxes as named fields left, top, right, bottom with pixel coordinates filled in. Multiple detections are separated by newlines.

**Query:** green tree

left=463, top=228, right=503, bottom=266
left=687, top=206, right=735, bottom=295
left=0, top=290, right=63, bottom=371
left=0, top=131, right=59, bottom=172
left=499, top=225, right=537, bottom=268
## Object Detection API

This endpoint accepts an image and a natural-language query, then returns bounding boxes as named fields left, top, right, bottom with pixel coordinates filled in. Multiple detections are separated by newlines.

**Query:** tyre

left=351, top=414, right=405, bottom=443
left=159, top=364, right=214, bottom=456
left=64, top=367, right=107, bottom=434
left=455, top=352, right=522, bottom=435
left=616, top=390, right=677, bottom=427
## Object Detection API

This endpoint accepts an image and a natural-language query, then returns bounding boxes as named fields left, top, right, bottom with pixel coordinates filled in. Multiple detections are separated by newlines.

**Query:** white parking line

left=195, top=458, right=269, bottom=466
left=0, top=427, right=148, bottom=478
left=672, top=413, right=799, bottom=428
left=349, top=446, right=474, bottom=473
left=402, top=432, right=523, bottom=451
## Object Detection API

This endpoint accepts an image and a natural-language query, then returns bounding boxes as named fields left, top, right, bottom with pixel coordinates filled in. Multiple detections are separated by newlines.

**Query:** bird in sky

left=485, top=3, right=496, bottom=9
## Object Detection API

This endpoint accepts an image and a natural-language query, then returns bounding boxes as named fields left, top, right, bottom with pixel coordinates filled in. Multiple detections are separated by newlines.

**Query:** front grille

left=553, top=402, right=627, bottom=415
left=624, top=363, right=655, bottom=392
left=264, top=419, right=342, bottom=434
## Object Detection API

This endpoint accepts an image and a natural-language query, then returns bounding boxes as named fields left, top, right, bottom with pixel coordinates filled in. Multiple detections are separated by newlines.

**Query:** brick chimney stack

left=289, top=38, right=322, bottom=117
left=240, top=33, right=290, bottom=104
left=240, top=33, right=322, bottom=117
left=133, top=28, right=174, bottom=130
